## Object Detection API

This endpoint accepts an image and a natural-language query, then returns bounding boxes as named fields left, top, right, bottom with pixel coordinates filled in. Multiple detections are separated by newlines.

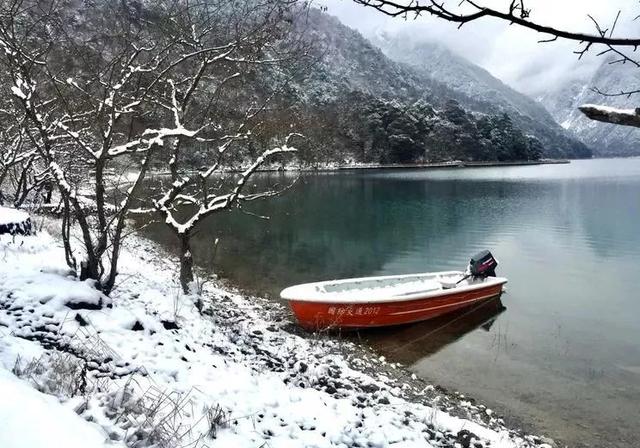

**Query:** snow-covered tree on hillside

left=0, top=0, right=308, bottom=295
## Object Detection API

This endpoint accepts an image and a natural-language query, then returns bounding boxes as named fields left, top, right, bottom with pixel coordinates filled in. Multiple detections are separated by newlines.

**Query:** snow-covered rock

left=0, top=206, right=30, bottom=225
left=0, top=206, right=32, bottom=235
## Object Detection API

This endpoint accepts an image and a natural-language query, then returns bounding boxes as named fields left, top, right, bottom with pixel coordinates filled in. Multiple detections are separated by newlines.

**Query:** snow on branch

left=579, top=104, right=640, bottom=128
left=156, top=137, right=300, bottom=235
left=108, top=126, right=199, bottom=156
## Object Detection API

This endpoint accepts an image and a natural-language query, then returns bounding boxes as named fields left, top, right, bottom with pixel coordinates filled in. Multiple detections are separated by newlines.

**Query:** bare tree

left=153, top=133, right=299, bottom=297
left=352, top=0, right=640, bottom=127
left=125, top=3, right=309, bottom=295
left=1, top=0, right=189, bottom=291
left=0, top=104, right=52, bottom=208
left=0, top=0, right=307, bottom=295
left=0, top=121, right=32, bottom=205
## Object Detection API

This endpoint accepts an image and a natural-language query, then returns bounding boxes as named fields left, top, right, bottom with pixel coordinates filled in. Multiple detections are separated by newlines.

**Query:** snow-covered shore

left=0, top=224, right=554, bottom=448
left=119, top=159, right=570, bottom=183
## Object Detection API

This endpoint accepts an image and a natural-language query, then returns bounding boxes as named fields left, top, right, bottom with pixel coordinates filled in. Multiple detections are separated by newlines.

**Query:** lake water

left=139, top=158, right=640, bottom=447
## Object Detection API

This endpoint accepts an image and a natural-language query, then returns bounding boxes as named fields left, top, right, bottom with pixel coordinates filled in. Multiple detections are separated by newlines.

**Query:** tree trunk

left=79, top=256, right=100, bottom=284
left=179, top=233, right=194, bottom=295
left=43, top=181, right=52, bottom=204
left=61, top=197, right=77, bottom=271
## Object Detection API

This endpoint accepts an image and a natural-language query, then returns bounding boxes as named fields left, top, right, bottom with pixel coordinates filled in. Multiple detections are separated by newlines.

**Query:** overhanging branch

left=579, top=104, right=640, bottom=127
left=352, top=0, right=640, bottom=46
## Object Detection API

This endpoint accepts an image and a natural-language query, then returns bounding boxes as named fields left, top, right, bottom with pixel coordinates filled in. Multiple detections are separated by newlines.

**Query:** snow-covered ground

left=0, top=367, right=110, bottom=448
left=0, top=220, right=553, bottom=448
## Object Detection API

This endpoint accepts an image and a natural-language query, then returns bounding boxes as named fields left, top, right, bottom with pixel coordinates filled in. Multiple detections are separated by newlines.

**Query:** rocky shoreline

left=212, top=275, right=563, bottom=448
left=0, top=223, right=557, bottom=448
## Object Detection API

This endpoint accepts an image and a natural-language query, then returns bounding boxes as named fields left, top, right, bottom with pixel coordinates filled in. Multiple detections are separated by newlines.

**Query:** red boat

left=281, top=250, right=507, bottom=330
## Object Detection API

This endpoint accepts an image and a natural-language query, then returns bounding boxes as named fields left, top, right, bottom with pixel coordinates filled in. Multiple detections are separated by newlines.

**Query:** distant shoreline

left=323, top=159, right=570, bottom=172
left=126, top=159, right=571, bottom=179
left=259, top=158, right=571, bottom=173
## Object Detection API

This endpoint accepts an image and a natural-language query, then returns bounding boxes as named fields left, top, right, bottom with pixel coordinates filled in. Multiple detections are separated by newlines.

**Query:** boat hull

left=288, top=283, right=505, bottom=330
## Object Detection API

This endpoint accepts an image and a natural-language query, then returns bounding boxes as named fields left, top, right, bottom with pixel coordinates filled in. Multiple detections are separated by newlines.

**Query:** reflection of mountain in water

left=133, top=161, right=640, bottom=448
left=136, top=164, right=640, bottom=298
left=356, top=296, right=506, bottom=365
left=571, top=180, right=640, bottom=259
left=138, top=173, right=538, bottom=295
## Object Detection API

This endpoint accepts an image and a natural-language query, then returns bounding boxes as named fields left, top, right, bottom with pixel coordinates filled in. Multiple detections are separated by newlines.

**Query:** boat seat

left=440, top=281, right=457, bottom=290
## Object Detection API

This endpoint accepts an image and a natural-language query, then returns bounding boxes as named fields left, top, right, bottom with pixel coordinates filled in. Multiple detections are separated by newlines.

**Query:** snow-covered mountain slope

left=370, top=33, right=590, bottom=158
left=284, top=10, right=590, bottom=160
left=288, top=10, right=426, bottom=103
left=538, top=59, right=640, bottom=156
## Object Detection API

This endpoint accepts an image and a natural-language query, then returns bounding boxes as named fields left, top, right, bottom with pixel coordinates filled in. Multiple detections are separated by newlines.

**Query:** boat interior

left=282, top=271, right=504, bottom=302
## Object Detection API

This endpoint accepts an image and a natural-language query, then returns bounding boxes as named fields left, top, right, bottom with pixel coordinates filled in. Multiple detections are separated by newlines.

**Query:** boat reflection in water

left=352, top=295, right=506, bottom=365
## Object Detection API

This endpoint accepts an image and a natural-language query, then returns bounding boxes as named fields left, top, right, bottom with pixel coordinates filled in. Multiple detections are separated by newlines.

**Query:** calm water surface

left=140, top=158, right=640, bottom=447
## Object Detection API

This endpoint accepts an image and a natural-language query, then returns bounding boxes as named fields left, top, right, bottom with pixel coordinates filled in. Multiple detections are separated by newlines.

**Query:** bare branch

left=352, top=0, right=640, bottom=46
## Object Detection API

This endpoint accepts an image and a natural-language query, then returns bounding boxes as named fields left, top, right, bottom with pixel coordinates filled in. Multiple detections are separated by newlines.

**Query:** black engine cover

left=469, top=250, right=498, bottom=277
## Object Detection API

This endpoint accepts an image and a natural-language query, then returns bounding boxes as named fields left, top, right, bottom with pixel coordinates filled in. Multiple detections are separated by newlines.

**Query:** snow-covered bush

left=12, top=351, right=87, bottom=399
left=205, top=404, right=230, bottom=439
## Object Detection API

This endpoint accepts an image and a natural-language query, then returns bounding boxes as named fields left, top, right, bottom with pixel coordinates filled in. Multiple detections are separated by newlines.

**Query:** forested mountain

left=538, top=58, right=640, bottom=157
left=372, top=35, right=591, bottom=159
left=256, top=9, right=591, bottom=166
left=1, top=1, right=590, bottom=175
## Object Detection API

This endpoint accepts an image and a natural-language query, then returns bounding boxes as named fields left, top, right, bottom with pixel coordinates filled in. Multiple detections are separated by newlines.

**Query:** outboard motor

left=469, top=250, right=498, bottom=278
left=448, top=250, right=499, bottom=288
